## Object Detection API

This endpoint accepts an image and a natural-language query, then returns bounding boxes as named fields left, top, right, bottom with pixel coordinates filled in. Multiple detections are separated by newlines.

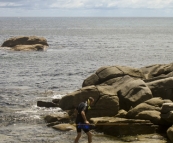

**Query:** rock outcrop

left=42, top=63, right=173, bottom=142
left=37, top=101, right=58, bottom=108
left=140, top=64, right=173, bottom=80
left=126, top=98, right=172, bottom=125
left=82, top=66, right=145, bottom=87
left=1, top=36, right=48, bottom=51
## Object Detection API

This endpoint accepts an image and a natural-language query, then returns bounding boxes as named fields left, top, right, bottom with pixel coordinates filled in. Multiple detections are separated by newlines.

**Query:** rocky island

left=1, top=36, right=49, bottom=51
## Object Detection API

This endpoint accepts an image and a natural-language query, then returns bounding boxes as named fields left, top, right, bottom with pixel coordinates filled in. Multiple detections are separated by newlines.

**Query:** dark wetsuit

left=75, top=102, right=89, bottom=133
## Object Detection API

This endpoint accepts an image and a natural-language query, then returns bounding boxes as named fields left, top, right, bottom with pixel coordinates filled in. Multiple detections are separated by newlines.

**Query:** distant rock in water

left=1, top=36, right=49, bottom=51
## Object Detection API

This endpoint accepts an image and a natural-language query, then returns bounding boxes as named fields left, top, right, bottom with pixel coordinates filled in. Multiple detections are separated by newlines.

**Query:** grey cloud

left=0, top=0, right=173, bottom=9
left=0, top=0, right=21, bottom=2
left=0, top=0, right=51, bottom=9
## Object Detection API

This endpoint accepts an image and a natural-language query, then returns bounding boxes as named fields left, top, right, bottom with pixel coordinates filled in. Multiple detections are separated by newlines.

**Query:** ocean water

left=0, top=17, right=173, bottom=143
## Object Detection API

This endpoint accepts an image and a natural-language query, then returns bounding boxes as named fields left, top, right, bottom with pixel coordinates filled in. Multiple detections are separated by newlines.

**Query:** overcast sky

left=0, top=0, right=173, bottom=17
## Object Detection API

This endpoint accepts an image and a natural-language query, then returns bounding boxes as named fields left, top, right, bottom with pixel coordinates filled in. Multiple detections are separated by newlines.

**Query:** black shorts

left=76, top=124, right=89, bottom=133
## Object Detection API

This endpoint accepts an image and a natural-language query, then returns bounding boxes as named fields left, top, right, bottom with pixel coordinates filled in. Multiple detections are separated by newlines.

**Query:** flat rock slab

left=90, top=117, right=157, bottom=136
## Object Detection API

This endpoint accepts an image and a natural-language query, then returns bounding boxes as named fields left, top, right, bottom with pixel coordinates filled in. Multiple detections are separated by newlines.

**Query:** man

left=74, top=97, right=94, bottom=143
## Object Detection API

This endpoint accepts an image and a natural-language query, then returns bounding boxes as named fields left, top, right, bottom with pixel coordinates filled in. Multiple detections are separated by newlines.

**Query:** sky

left=0, top=0, right=173, bottom=17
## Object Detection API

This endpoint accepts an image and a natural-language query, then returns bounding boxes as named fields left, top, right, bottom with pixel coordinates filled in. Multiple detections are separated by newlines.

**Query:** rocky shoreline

left=1, top=36, right=173, bottom=142
left=38, top=63, right=173, bottom=142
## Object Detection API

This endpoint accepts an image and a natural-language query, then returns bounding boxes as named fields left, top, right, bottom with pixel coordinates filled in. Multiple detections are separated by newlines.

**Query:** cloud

left=0, top=2, right=23, bottom=8
left=49, top=0, right=173, bottom=9
left=0, top=0, right=173, bottom=9
left=0, top=0, right=173, bottom=17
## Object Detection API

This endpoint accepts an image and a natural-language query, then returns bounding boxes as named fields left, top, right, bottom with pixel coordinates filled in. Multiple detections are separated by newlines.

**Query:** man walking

left=74, top=97, right=94, bottom=143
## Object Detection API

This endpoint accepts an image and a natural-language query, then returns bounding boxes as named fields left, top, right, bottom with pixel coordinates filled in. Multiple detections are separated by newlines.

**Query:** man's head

left=88, top=97, right=94, bottom=106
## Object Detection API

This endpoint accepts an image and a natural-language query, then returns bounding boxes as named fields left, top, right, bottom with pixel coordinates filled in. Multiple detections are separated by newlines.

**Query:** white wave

left=30, top=115, right=41, bottom=119
left=15, top=110, right=37, bottom=114
left=52, top=94, right=65, bottom=99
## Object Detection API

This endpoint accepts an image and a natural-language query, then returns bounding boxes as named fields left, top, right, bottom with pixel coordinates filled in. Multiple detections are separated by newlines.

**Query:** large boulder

left=82, top=66, right=145, bottom=87
left=59, top=85, right=100, bottom=110
left=59, top=85, right=119, bottom=119
left=146, top=77, right=173, bottom=101
left=117, top=79, right=152, bottom=111
left=1, top=36, right=48, bottom=51
left=140, top=63, right=173, bottom=80
left=167, top=126, right=173, bottom=143
left=126, top=98, right=172, bottom=125
left=91, top=92, right=119, bottom=117
left=90, top=117, right=157, bottom=136
left=161, top=103, right=173, bottom=124
left=98, top=75, right=137, bottom=99
left=59, top=77, right=153, bottom=119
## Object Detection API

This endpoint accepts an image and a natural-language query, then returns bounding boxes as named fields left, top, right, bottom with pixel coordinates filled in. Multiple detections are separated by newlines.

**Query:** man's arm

left=81, top=110, right=89, bottom=124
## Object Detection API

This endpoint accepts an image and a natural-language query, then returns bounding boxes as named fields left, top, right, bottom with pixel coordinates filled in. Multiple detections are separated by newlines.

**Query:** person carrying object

left=74, top=97, right=94, bottom=143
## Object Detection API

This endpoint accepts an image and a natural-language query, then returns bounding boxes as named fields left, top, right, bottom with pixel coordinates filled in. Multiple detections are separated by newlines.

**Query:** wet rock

left=90, top=117, right=157, bottom=137
left=37, top=101, right=58, bottom=108
left=52, top=99, right=60, bottom=104
left=52, top=123, right=76, bottom=131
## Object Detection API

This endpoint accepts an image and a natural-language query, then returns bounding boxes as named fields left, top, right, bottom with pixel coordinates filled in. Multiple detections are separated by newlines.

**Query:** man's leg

left=86, top=131, right=92, bottom=143
left=74, top=132, right=81, bottom=143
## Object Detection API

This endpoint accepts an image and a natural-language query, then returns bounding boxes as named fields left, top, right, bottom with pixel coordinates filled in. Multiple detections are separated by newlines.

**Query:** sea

left=0, top=17, right=173, bottom=143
